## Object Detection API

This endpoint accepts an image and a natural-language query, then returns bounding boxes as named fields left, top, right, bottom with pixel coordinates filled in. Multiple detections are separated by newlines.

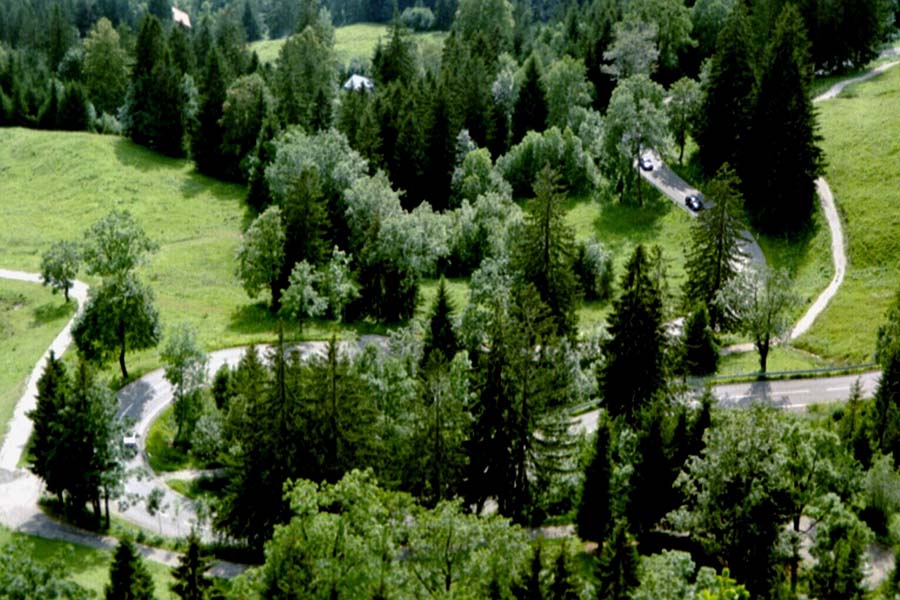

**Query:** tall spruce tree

left=695, top=3, right=757, bottom=179
left=601, top=245, right=666, bottom=423
left=681, top=304, right=719, bottom=376
left=514, top=166, right=580, bottom=338
left=191, top=49, right=228, bottom=177
left=423, top=278, right=460, bottom=367
left=745, top=4, right=824, bottom=233
left=576, top=416, right=614, bottom=542
left=28, top=351, right=70, bottom=504
left=105, top=539, right=155, bottom=600
left=170, top=532, right=214, bottom=600
left=596, top=520, right=640, bottom=600
left=682, top=164, right=748, bottom=328
left=512, top=53, right=548, bottom=145
left=127, top=15, right=184, bottom=156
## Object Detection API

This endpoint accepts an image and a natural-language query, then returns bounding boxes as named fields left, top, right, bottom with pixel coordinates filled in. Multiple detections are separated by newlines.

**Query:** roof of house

left=343, top=74, right=374, bottom=92
left=172, top=6, right=192, bottom=28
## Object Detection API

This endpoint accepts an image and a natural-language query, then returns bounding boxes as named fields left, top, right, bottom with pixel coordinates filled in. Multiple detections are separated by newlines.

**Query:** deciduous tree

left=40, top=240, right=80, bottom=302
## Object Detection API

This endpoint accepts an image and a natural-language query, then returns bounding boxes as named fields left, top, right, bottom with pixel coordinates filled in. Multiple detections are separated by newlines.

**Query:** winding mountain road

left=0, top=49, right=897, bottom=577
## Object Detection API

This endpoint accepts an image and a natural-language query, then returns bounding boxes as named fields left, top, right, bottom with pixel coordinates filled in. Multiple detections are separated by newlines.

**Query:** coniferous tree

left=681, top=304, right=719, bottom=376
left=625, top=405, right=678, bottom=537
left=59, top=83, right=90, bottom=131
left=192, top=49, right=228, bottom=176
left=514, top=543, right=544, bottom=600
left=576, top=416, right=614, bottom=543
left=105, top=539, right=155, bottom=600
left=550, top=546, right=579, bottom=600
left=38, top=80, right=62, bottom=130
left=424, top=84, right=455, bottom=212
left=512, top=53, right=548, bottom=144
left=422, top=278, right=460, bottom=367
left=695, top=3, right=757, bottom=179
left=277, top=167, right=329, bottom=296
left=372, top=17, right=416, bottom=86
left=596, top=520, right=640, bottom=600
left=242, top=0, right=262, bottom=42
left=170, top=532, right=213, bottom=600
left=601, top=245, right=667, bottom=423
left=149, top=0, right=170, bottom=21
left=246, top=113, right=280, bottom=213
left=128, top=15, right=184, bottom=156
left=745, top=4, right=824, bottom=233
left=683, top=164, right=748, bottom=329
left=514, top=166, right=579, bottom=338
left=28, top=351, right=70, bottom=504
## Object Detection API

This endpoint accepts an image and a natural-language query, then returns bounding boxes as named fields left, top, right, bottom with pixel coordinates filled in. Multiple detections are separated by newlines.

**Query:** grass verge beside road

left=0, top=526, right=176, bottom=598
left=798, top=65, right=900, bottom=362
left=0, top=279, right=75, bottom=447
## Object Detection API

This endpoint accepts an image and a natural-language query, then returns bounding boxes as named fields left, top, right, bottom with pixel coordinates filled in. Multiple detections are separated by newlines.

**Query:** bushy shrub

left=447, top=191, right=522, bottom=275
left=400, top=6, right=435, bottom=31
left=94, top=111, right=122, bottom=135
left=496, top=126, right=599, bottom=198
left=863, top=454, right=900, bottom=535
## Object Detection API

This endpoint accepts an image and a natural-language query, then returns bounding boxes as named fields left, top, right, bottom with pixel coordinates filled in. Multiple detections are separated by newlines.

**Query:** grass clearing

left=0, top=279, right=75, bottom=447
left=717, top=346, right=830, bottom=376
left=0, top=526, right=176, bottom=598
left=797, top=64, right=900, bottom=362
left=250, top=23, right=447, bottom=66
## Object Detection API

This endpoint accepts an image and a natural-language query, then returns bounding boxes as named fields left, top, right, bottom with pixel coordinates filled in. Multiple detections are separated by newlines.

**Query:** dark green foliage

left=242, top=0, right=262, bottom=42
left=681, top=304, right=719, bottom=376
left=601, top=245, right=667, bottom=423
left=58, top=82, right=90, bottom=131
left=514, top=543, right=544, bottom=599
left=574, top=237, right=614, bottom=301
left=277, top=167, right=329, bottom=291
left=72, top=275, right=162, bottom=380
left=168, top=24, right=195, bottom=76
left=28, top=351, right=70, bottom=503
left=576, top=416, right=614, bottom=543
left=372, top=19, right=416, bottom=86
left=171, top=532, right=213, bottom=600
left=695, top=3, right=757, bottom=179
left=106, top=539, right=155, bottom=600
left=683, top=164, right=747, bottom=328
left=38, top=80, right=62, bottom=130
left=745, top=4, right=824, bottom=234
left=192, top=49, right=228, bottom=177
left=513, top=166, right=579, bottom=337
left=422, top=277, right=460, bottom=366
left=512, top=54, right=548, bottom=145
left=596, top=520, right=640, bottom=600
left=246, top=114, right=279, bottom=213
left=422, top=83, right=454, bottom=211
left=549, top=548, right=579, bottom=600
left=127, top=15, right=185, bottom=157
left=875, top=332, right=900, bottom=461
left=0, top=540, right=90, bottom=599
left=439, top=33, right=495, bottom=148
left=46, top=3, right=74, bottom=72
left=148, top=0, right=170, bottom=21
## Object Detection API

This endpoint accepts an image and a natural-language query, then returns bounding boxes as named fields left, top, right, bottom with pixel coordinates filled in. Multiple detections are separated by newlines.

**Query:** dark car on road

left=639, top=155, right=654, bottom=171
left=685, top=194, right=703, bottom=212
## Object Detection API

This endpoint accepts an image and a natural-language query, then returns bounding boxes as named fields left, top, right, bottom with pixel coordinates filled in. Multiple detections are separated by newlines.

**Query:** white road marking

left=827, top=386, right=850, bottom=392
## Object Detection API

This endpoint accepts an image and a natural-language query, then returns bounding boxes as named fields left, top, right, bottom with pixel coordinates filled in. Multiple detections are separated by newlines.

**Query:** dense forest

left=5, top=0, right=900, bottom=597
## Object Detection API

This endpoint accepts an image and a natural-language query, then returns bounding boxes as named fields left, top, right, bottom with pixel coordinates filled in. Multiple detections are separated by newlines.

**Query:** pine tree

left=424, top=84, right=455, bottom=212
left=682, top=164, right=748, bottom=329
left=423, top=278, right=460, bottom=367
left=59, top=83, right=90, bottom=131
left=512, top=53, right=548, bottom=144
left=576, top=416, right=614, bottom=543
left=246, top=114, right=279, bottom=213
left=626, top=405, right=676, bottom=537
left=601, top=245, right=667, bottom=423
left=745, top=4, right=824, bottom=233
left=128, top=15, right=184, bottom=156
left=28, top=351, right=70, bottom=504
left=514, top=166, right=580, bottom=337
left=550, top=547, right=579, bottom=600
left=372, top=18, right=416, bottom=86
left=105, top=540, right=155, bottom=600
left=38, top=80, right=62, bottom=130
left=242, top=1, right=261, bottom=42
left=681, top=304, right=719, bottom=376
left=148, top=0, right=170, bottom=22
left=170, top=532, right=213, bottom=600
left=277, top=167, right=329, bottom=297
left=695, top=3, right=757, bottom=179
left=514, top=543, right=544, bottom=599
left=191, top=49, right=228, bottom=176
left=596, top=520, right=640, bottom=600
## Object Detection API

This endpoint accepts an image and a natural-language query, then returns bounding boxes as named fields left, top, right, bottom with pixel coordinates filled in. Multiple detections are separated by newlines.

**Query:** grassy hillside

left=798, top=65, right=900, bottom=362
left=0, top=280, right=75, bottom=447
left=250, top=22, right=447, bottom=66
left=0, top=128, right=370, bottom=380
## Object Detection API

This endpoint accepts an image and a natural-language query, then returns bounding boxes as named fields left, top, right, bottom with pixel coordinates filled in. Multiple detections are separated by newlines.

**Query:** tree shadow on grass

left=592, top=195, right=672, bottom=247
left=31, top=301, right=74, bottom=327
left=757, top=216, right=820, bottom=281
left=113, top=138, right=181, bottom=173
left=228, top=302, right=398, bottom=340
left=227, top=302, right=280, bottom=336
